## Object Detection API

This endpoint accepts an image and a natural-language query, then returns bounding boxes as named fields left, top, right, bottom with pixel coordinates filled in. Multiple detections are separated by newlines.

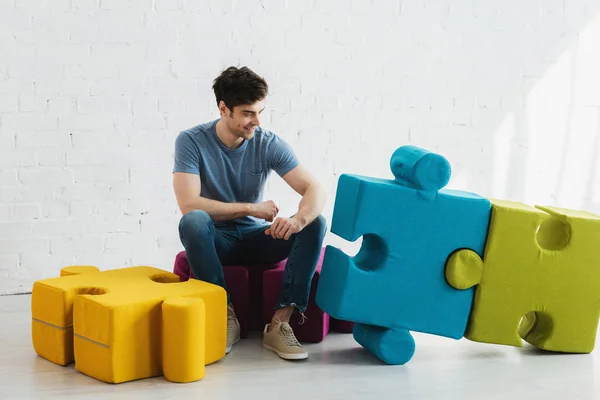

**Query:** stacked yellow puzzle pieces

left=31, top=265, right=226, bottom=384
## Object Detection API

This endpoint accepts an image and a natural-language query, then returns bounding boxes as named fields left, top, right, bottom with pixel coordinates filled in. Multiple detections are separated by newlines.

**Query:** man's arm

left=264, top=164, right=326, bottom=239
left=282, top=164, right=327, bottom=228
left=173, top=172, right=254, bottom=220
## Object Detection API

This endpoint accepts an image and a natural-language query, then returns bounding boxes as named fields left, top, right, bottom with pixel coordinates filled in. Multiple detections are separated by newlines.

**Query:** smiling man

left=172, top=66, right=327, bottom=360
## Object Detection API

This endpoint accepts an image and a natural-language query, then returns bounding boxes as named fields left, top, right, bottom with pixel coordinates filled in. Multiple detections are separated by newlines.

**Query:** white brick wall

left=2, top=0, right=600, bottom=294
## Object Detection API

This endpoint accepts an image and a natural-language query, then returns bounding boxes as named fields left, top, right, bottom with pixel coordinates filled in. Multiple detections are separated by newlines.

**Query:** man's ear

left=218, top=100, right=229, bottom=117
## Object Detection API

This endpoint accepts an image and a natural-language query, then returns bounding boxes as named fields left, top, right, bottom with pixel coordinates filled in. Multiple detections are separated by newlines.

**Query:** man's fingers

left=283, top=225, right=293, bottom=240
left=264, top=218, right=296, bottom=239
left=270, top=220, right=280, bottom=238
left=265, top=219, right=277, bottom=236
left=276, top=221, right=289, bottom=238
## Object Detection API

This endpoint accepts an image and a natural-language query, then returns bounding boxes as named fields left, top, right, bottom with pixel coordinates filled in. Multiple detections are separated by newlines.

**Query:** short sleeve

left=173, top=132, right=201, bottom=174
left=267, top=135, right=299, bottom=177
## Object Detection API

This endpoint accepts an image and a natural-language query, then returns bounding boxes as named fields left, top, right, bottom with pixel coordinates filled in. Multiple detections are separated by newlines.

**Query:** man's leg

left=178, top=210, right=243, bottom=353
left=240, top=215, right=328, bottom=360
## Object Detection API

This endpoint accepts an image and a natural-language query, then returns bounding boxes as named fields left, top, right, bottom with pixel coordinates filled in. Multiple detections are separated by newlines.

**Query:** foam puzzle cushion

left=223, top=267, right=250, bottom=337
left=247, top=265, right=272, bottom=331
left=31, top=266, right=226, bottom=383
left=162, top=297, right=206, bottom=383
left=173, top=251, right=274, bottom=338
left=316, top=145, right=492, bottom=364
left=446, top=199, right=600, bottom=353
left=173, top=250, right=353, bottom=339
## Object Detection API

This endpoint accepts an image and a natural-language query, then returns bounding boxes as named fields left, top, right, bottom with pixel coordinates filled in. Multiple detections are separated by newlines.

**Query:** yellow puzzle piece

left=446, top=199, right=600, bottom=353
left=31, top=265, right=226, bottom=384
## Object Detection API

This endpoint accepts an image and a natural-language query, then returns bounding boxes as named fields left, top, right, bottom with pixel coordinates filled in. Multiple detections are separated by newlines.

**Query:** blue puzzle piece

left=316, top=145, right=491, bottom=364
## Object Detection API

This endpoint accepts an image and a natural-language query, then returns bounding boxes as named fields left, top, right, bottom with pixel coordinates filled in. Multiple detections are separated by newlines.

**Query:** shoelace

left=279, top=323, right=302, bottom=347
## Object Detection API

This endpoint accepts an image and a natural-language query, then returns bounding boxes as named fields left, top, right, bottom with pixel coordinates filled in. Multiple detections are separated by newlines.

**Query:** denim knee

left=178, top=209, right=214, bottom=240
left=305, top=214, right=327, bottom=236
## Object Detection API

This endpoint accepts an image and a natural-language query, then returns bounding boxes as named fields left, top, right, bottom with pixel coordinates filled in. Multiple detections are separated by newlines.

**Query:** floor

left=1, top=294, right=598, bottom=400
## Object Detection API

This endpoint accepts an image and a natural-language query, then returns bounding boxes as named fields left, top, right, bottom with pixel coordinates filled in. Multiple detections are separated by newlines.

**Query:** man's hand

left=265, top=216, right=303, bottom=240
left=250, top=200, right=279, bottom=222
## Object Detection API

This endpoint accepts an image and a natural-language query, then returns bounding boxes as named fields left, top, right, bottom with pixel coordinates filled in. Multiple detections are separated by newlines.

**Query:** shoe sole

left=263, top=343, right=308, bottom=360
left=226, top=336, right=240, bottom=354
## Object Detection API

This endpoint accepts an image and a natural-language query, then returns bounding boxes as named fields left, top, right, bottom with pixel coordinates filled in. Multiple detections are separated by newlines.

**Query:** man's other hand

left=265, top=216, right=303, bottom=240
left=250, top=200, right=279, bottom=222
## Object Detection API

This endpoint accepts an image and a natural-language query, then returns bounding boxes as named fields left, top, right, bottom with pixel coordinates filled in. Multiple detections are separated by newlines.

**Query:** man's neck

left=215, top=119, right=244, bottom=149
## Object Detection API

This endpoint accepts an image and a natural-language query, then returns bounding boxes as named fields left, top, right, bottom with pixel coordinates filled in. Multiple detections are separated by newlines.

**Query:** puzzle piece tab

left=446, top=199, right=600, bottom=353
left=31, top=266, right=226, bottom=383
left=316, top=145, right=492, bottom=364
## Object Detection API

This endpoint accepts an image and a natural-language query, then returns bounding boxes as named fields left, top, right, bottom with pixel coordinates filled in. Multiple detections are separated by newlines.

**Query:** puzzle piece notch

left=31, top=265, right=226, bottom=383
left=317, top=145, right=492, bottom=364
left=446, top=200, right=600, bottom=353
left=60, top=266, right=100, bottom=276
left=535, top=205, right=572, bottom=251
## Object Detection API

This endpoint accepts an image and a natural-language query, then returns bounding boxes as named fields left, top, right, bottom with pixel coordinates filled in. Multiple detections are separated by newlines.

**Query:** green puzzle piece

left=446, top=199, right=600, bottom=353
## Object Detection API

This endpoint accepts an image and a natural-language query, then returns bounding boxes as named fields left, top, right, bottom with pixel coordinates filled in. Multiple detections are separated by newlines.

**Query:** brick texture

left=1, top=0, right=600, bottom=293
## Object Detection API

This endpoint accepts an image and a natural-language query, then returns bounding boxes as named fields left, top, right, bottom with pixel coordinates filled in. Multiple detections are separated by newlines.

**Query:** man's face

left=220, top=100, right=265, bottom=140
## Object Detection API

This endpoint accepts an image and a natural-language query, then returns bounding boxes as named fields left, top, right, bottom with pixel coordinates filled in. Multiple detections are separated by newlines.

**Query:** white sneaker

left=226, top=304, right=240, bottom=354
left=263, top=318, right=308, bottom=360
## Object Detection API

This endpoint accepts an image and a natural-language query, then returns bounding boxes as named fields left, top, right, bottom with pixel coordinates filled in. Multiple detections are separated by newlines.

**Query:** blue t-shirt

left=173, top=119, right=299, bottom=226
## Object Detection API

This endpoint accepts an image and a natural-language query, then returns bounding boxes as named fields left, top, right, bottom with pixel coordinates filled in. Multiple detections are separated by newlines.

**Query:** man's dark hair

left=212, top=66, right=269, bottom=110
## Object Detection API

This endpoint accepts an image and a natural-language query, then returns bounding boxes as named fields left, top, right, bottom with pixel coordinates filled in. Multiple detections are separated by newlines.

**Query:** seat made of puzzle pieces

left=173, top=249, right=353, bottom=342
left=446, top=199, right=600, bottom=353
left=174, top=251, right=275, bottom=338
left=316, top=145, right=492, bottom=365
left=31, top=265, right=227, bottom=384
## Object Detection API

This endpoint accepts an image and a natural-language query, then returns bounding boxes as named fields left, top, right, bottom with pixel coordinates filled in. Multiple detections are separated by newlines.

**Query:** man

left=172, top=66, right=327, bottom=360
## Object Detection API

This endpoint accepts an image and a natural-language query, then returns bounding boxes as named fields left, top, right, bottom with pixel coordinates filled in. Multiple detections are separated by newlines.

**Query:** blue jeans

left=178, top=210, right=327, bottom=315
